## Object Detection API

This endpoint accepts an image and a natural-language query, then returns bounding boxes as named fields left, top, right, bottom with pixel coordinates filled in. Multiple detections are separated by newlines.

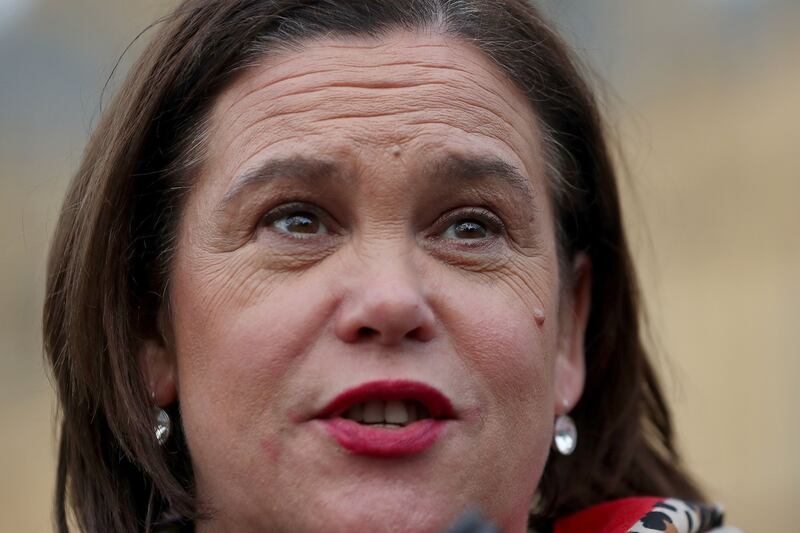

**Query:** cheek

left=453, top=291, right=555, bottom=426
left=442, top=266, right=558, bottom=413
left=167, top=254, right=334, bottom=469
left=437, top=275, right=559, bottom=516
left=442, top=264, right=559, bottom=407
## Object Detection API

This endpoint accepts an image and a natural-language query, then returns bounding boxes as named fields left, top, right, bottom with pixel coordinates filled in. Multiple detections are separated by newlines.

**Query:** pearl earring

left=151, top=391, right=171, bottom=445
left=154, top=408, right=171, bottom=445
left=553, top=400, right=577, bottom=455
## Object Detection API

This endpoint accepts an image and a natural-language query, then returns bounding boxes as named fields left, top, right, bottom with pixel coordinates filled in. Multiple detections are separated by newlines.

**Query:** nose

left=334, top=255, right=436, bottom=346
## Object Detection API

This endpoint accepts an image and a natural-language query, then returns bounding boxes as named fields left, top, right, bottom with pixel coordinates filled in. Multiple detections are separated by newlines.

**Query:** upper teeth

left=342, top=400, right=428, bottom=426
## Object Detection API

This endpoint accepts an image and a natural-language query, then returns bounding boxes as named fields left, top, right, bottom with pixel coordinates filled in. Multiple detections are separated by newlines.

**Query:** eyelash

left=258, top=202, right=505, bottom=243
left=259, top=202, right=335, bottom=238
left=431, top=207, right=505, bottom=244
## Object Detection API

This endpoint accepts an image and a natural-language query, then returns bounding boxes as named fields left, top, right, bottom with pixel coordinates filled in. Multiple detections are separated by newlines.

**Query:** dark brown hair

left=44, top=1, right=703, bottom=531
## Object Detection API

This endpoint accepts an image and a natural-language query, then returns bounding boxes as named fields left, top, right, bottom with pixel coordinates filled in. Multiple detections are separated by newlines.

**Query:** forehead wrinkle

left=224, top=63, right=439, bottom=124
left=207, top=31, right=547, bottom=200
left=400, top=33, right=534, bottom=118
left=215, top=65, right=347, bottom=136
left=226, top=60, right=449, bottom=117
left=211, top=67, right=451, bottom=160
left=402, top=105, right=530, bottom=154
left=228, top=67, right=528, bottom=142
left=216, top=83, right=528, bottom=177
left=289, top=79, right=452, bottom=93
left=216, top=32, right=529, bottom=124
left=217, top=42, right=450, bottom=119
left=212, top=42, right=435, bottom=126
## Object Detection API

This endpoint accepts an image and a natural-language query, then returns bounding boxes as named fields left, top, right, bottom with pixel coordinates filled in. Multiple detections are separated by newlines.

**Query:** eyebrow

left=220, top=156, right=339, bottom=208
left=219, top=152, right=534, bottom=209
left=429, top=153, right=535, bottom=203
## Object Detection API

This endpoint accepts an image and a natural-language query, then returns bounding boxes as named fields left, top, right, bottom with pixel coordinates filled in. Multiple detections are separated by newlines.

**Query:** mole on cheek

left=389, top=145, right=402, bottom=157
left=533, top=308, right=545, bottom=327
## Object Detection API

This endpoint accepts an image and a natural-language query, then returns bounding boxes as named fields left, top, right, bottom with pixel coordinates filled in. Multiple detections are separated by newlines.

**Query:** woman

left=43, top=1, right=738, bottom=532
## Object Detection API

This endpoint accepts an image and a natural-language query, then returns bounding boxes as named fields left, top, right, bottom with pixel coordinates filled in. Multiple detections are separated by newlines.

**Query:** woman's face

left=144, top=31, right=589, bottom=532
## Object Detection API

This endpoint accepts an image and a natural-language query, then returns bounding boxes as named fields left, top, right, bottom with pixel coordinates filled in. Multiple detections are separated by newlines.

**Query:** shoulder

left=551, top=497, right=745, bottom=533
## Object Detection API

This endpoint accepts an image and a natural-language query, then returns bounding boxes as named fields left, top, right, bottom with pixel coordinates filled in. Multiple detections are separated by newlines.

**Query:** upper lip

left=314, top=379, right=457, bottom=420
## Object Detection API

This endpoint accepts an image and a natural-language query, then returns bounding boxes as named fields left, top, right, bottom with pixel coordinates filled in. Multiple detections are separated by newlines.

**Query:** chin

left=313, top=506, right=453, bottom=533
left=305, top=476, right=465, bottom=532
left=203, top=496, right=458, bottom=533
left=196, top=464, right=471, bottom=533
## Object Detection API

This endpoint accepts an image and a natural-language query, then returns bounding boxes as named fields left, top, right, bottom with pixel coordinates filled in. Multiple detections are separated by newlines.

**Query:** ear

left=553, top=252, right=592, bottom=415
left=137, top=312, right=178, bottom=407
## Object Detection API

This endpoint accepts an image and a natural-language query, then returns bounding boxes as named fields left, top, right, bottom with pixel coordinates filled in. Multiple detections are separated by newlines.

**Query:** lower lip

left=319, top=418, right=448, bottom=457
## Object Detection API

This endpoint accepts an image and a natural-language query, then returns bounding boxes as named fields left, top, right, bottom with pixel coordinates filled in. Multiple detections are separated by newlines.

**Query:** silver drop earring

left=553, top=400, right=577, bottom=455
left=151, top=390, right=171, bottom=445
left=154, top=407, right=171, bottom=445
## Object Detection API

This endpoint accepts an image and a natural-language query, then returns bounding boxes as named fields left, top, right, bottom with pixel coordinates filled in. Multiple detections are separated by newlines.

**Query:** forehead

left=203, top=31, right=547, bottom=196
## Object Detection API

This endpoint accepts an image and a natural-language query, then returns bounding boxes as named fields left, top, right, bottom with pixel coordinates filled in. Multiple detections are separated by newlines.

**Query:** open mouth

left=339, top=399, right=432, bottom=428
left=317, top=379, right=455, bottom=423
left=314, top=380, right=456, bottom=457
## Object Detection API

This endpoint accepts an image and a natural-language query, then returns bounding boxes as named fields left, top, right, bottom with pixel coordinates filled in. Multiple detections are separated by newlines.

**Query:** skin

left=141, top=31, right=591, bottom=532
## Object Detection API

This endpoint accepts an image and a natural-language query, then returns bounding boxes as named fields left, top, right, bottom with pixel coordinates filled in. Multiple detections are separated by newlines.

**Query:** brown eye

left=268, top=210, right=327, bottom=236
left=443, top=219, right=489, bottom=240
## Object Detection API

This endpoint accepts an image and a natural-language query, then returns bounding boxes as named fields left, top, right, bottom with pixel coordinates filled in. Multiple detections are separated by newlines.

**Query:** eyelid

left=258, top=203, right=504, bottom=242
left=435, top=207, right=505, bottom=238
left=259, top=201, right=337, bottom=236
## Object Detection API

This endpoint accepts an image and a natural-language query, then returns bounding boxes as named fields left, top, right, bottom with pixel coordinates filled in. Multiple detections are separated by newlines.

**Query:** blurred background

left=1, top=0, right=797, bottom=531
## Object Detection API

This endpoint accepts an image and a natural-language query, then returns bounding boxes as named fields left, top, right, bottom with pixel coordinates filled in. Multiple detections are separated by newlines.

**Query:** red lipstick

left=315, top=380, right=456, bottom=458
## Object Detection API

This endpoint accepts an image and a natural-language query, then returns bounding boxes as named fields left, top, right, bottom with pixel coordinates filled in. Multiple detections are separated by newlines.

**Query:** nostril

left=357, top=326, right=378, bottom=339
left=407, top=326, right=424, bottom=341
